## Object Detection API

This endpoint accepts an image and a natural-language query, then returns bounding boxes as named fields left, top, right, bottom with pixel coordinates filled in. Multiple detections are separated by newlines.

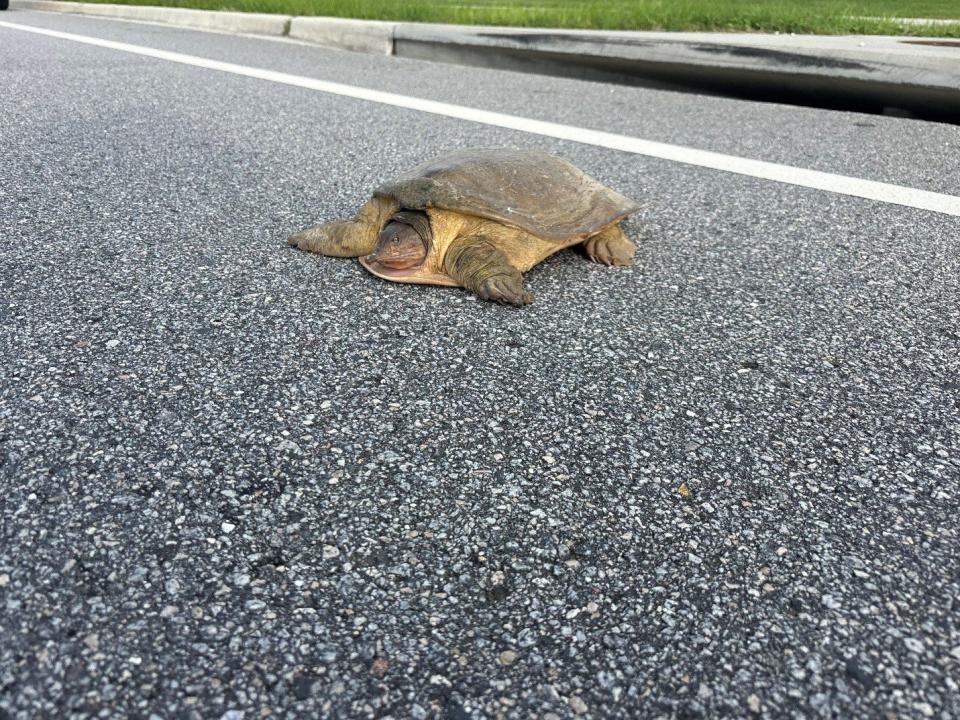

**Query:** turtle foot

left=286, top=230, right=309, bottom=248
left=476, top=275, right=535, bottom=306
left=287, top=221, right=371, bottom=257
left=583, top=227, right=635, bottom=266
left=287, top=225, right=333, bottom=252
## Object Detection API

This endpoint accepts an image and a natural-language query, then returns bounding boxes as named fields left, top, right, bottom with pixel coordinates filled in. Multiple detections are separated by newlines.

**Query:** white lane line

left=3, top=19, right=959, bottom=218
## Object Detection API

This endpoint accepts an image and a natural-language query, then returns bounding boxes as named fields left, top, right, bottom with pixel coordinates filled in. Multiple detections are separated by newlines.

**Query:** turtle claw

left=476, top=275, right=534, bottom=306
left=584, top=228, right=636, bottom=266
left=287, top=227, right=324, bottom=252
left=586, top=238, right=633, bottom=266
left=444, top=236, right=534, bottom=306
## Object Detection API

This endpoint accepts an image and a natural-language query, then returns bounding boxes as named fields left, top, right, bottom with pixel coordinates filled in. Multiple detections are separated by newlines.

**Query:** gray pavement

left=8, top=9, right=960, bottom=196
left=1, top=10, right=959, bottom=719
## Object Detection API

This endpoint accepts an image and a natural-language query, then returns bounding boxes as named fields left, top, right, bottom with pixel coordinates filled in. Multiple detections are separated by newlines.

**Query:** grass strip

left=62, top=0, right=960, bottom=36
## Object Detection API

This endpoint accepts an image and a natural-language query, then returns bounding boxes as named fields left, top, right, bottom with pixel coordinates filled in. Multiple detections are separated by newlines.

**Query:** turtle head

left=364, top=211, right=430, bottom=272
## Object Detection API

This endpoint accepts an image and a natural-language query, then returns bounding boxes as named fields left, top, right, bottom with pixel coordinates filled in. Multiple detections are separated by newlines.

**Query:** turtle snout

left=366, top=248, right=421, bottom=271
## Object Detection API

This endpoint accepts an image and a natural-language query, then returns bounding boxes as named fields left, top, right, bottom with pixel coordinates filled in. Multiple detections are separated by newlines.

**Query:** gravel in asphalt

left=1, top=11, right=959, bottom=719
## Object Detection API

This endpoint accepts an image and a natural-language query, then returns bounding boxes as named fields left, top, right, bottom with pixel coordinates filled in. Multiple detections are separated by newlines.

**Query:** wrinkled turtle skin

left=288, top=148, right=641, bottom=306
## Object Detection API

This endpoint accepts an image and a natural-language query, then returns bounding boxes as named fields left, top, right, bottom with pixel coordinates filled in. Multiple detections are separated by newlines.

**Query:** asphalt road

left=2, top=9, right=959, bottom=719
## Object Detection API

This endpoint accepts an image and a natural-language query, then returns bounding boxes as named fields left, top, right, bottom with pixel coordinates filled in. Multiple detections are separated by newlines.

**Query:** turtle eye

left=391, top=235, right=400, bottom=244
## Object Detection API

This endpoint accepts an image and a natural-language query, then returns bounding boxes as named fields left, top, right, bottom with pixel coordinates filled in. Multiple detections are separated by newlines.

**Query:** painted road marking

left=2, top=19, right=959, bottom=218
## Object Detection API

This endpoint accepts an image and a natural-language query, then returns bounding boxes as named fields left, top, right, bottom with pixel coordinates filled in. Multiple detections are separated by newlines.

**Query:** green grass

left=71, top=0, right=960, bottom=36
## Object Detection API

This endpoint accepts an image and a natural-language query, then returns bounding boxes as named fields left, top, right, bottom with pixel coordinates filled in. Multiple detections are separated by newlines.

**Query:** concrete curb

left=288, top=16, right=394, bottom=55
left=390, top=21, right=960, bottom=120
left=15, top=0, right=291, bottom=36
left=393, top=22, right=960, bottom=90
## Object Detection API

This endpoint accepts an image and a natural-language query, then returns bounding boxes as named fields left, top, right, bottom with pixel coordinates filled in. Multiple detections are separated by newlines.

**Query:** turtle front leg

left=444, top=236, right=534, bottom=306
left=582, top=223, right=636, bottom=266
left=288, top=196, right=398, bottom=257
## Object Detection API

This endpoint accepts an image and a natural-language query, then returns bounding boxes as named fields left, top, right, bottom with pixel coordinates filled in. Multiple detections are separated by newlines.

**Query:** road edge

left=15, top=0, right=292, bottom=36
left=10, top=0, right=960, bottom=123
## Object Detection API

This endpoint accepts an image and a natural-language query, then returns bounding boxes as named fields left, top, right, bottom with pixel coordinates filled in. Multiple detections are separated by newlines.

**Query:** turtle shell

left=374, top=148, right=639, bottom=244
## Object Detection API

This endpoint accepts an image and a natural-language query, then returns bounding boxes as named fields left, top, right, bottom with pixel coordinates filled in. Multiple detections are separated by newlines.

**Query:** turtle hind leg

left=288, top=196, right=398, bottom=258
left=444, top=235, right=534, bottom=306
left=582, top=223, right=635, bottom=266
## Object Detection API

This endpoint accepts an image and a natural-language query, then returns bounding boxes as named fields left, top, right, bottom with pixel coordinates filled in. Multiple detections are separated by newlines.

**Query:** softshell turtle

left=287, top=148, right=640, bottom=305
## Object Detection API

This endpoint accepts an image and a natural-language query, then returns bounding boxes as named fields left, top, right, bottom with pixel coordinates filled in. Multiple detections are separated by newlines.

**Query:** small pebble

left=903, top=637, right=924, bottom=654
left=821, top=594, right=841, bottom=609
left=369, top=656, right=389, bottom=678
